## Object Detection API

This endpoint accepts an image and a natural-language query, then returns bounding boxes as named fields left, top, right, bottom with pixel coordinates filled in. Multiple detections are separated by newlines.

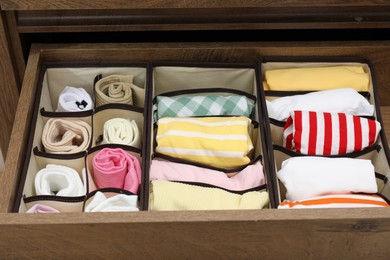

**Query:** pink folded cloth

left=150, top=159, right=265, bottom=191
left=26, top=204, right=60, bottom=213
left=92, top=148, right=141, bottom=194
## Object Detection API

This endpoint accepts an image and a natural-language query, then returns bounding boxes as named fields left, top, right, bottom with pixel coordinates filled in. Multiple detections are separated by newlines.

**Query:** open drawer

left=2, top=42, right=390, bottom=258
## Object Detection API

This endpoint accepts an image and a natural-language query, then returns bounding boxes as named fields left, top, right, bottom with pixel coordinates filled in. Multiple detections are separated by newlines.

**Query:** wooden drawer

left=2, top=42, right=390, bottom=259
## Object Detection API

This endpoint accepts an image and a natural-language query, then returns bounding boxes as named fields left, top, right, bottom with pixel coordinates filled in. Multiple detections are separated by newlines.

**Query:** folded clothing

left=264, top=65, right=370, bottom=91
left=84, top=191, right=139, bottom=212
left=278, top=194, right=389, bottom=209
left=150, top=159, right=265, bottom=191
left=26, top=204, right=60, bottom=213
left=283, top=111, right=381, bottom=155
left=35, top=164, right=86, bottom=196
left=266, top=88, right=374, bottom=121
left=149, top=180, right=269, bottom=211
left=277, top=157, right=377, bottom=201
left=102, top=118, right=141, bottom=148
left=153, top=94, right=255, bottom=122
left=56, top=86, right=93, bottom=112
left=95, top=75, right=145, bottom=107
left=155, top=116, right=254, bottom=169
left=42, top=118, right=92, bottom=154
left=92, top=148, right=141, bottom=194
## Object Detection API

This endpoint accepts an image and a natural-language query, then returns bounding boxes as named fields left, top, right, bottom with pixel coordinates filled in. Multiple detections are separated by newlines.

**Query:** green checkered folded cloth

left=153, top=95, right=255, bottom=122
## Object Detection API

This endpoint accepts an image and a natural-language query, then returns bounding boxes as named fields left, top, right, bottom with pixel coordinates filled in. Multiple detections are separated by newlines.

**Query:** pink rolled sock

left=150, top=159, right=265, bottom=191
left=92, top=148, right=141, bottom=194
left=26, top=204, right=60, bottom=213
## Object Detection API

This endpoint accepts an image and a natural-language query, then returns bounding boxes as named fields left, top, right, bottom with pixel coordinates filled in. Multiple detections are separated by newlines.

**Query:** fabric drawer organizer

left=146, top=63, right=275, bottom=210
left=261, top=57, right=390, bottom=208
left=14, top=61, right=276, bottom=213
left=14, top=63, right=149, bottom=213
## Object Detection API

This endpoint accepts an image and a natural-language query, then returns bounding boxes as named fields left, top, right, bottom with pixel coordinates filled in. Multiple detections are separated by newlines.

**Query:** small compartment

left=83, top=188, right=139, bottom=212
left=260, top=57, right=390, bottom=208
left=146, top=62, right=275, bottom=210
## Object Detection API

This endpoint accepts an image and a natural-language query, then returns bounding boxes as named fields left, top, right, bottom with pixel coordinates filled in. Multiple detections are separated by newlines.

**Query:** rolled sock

left=264, top=65, right=369, bottom=91
left=278, top=194, right=389, bottom=209
left=92, top=148, right=141, bottom=194
left=102, top=118, right=141, bottom=148
left=149, top=180, right=269, bottom=211
left=42, top=118, right=92, bottom=154
left=26, top=204, right=60, bottom=213
left=34, top=164, right=85, bottom=196
left=150, top=159, right=265, bottom=191
left=56, top=86, right=93, bottom=112
left=95, top=75, right=145, bottom=107
left=277, top=157, right=378, bottom=201
left=266, top=88, right=374, bottom=121
left=84, top=191, right=139, bottom=212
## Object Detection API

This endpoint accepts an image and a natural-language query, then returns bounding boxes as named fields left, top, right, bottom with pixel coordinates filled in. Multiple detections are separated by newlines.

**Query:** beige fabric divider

left=24, top=199, right=84, bottom=213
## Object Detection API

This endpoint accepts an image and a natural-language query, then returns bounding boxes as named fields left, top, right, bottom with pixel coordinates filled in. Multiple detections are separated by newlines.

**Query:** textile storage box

left=261, top=57, right=390, bottom=209
left=2, top=43, right=390, bottom=259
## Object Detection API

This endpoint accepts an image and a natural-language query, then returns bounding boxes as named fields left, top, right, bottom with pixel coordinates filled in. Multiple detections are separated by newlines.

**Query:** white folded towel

left=102, top=118, right=141, bottom=148
left=267, top=88, right=374, bottom=121
left=35, top=164, right=86, bottom=196
left=56, top=86, right=94, bottom=112
left=84, top=191, right=139, bottom=212
left=277, top=156, right=378, bottom=201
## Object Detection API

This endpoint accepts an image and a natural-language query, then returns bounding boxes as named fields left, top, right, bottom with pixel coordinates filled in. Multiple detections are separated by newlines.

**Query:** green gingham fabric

left=153, top=95, right=255, bottom=122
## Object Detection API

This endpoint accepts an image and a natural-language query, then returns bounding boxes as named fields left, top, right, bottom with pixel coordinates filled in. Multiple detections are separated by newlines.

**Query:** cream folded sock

left=102, top=118, right=141, bottom=148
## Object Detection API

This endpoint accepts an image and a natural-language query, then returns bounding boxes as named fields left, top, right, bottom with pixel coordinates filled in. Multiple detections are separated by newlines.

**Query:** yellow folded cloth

left=155, top=116, right=254, bottom=169
left=264, top=66, right=369, bottom=91
left=95, top=75, right=145, bottom=107
left=149, top=180, right=269, bottom=211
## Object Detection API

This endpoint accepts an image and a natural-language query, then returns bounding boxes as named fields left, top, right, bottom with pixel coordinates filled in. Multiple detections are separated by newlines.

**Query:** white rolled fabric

left=102, top=118, right=141, bottom=148
left=35, top=164, right=86, bottom=196
left=266, top=88, right=375, bottom=121
left=56, top=86, right=93, bottom=112
left=84, top=191, right=139, bottom=212
left=277, top=157, right=378, bottom=201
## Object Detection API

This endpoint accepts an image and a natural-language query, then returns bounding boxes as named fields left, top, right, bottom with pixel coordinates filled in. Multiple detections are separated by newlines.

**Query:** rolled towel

left=84, top=191, right=139, bottom=212
left=102, top=118, right=141, bottom=148
left=92, top=148, right=141, bottom=194
left=283, top=111, right=381, bottom=155
left=277, top=157, right=378, bottom=201
left=264, top=65, right=370, bottom=91
left=266, top=88, right=374, bottom=121
left=42, top=118, right=92, bottom=154
left=149, top=180, right=269, bottom=211
left=95, top=75, right=145, bottom=107
left=278, top=194, right=389, bottom=209
left=26, top=204, right=60, bottom=213
left=153, top=94, right=255, bottom=122
left=35, top=164, right=85, bottom=196
left=155, top=116, right=254, bottom=169
left=150, top=159, right=265, bottom=191
left=56, top=86, right=93, bottom=112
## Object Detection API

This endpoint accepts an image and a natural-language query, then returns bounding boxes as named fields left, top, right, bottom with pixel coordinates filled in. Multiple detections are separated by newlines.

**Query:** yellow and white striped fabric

left=155, top=116, right=254, bottom=168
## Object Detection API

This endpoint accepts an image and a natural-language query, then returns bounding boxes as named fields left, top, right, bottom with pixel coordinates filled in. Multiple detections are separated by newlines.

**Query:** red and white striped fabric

left=283, top=111, right=381, bottom=155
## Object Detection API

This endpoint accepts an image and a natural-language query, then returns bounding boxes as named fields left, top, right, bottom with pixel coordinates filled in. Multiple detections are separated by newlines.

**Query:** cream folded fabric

left=95, top=75, right=145, bottom=107
left=102, top=118, right=141, bottom=148
left=264, top=65, right=370, bottom=91
left=277, top=157, right=377, bottom=201
left=84, top=191, right=139, bottom=212
left=149, top=180, right=269, bottom=211
left=35, top=164, right=86, bottom=196
left=266, top=88, right=375, bottom=121
left=42, top=118, right=92, bottom=154
left=56, top=86, right=94, bottom=112
left=26, top=204, right=60, bottom=213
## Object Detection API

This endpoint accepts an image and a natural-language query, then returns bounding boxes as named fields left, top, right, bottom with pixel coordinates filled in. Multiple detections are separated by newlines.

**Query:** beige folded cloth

left=149, top=180, right=269, bottom=211
left=95, top=75, right=145, bottom=107
left=42, top=118, right=92, bottom=154
left=102, top=118, right=141, bottom=148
